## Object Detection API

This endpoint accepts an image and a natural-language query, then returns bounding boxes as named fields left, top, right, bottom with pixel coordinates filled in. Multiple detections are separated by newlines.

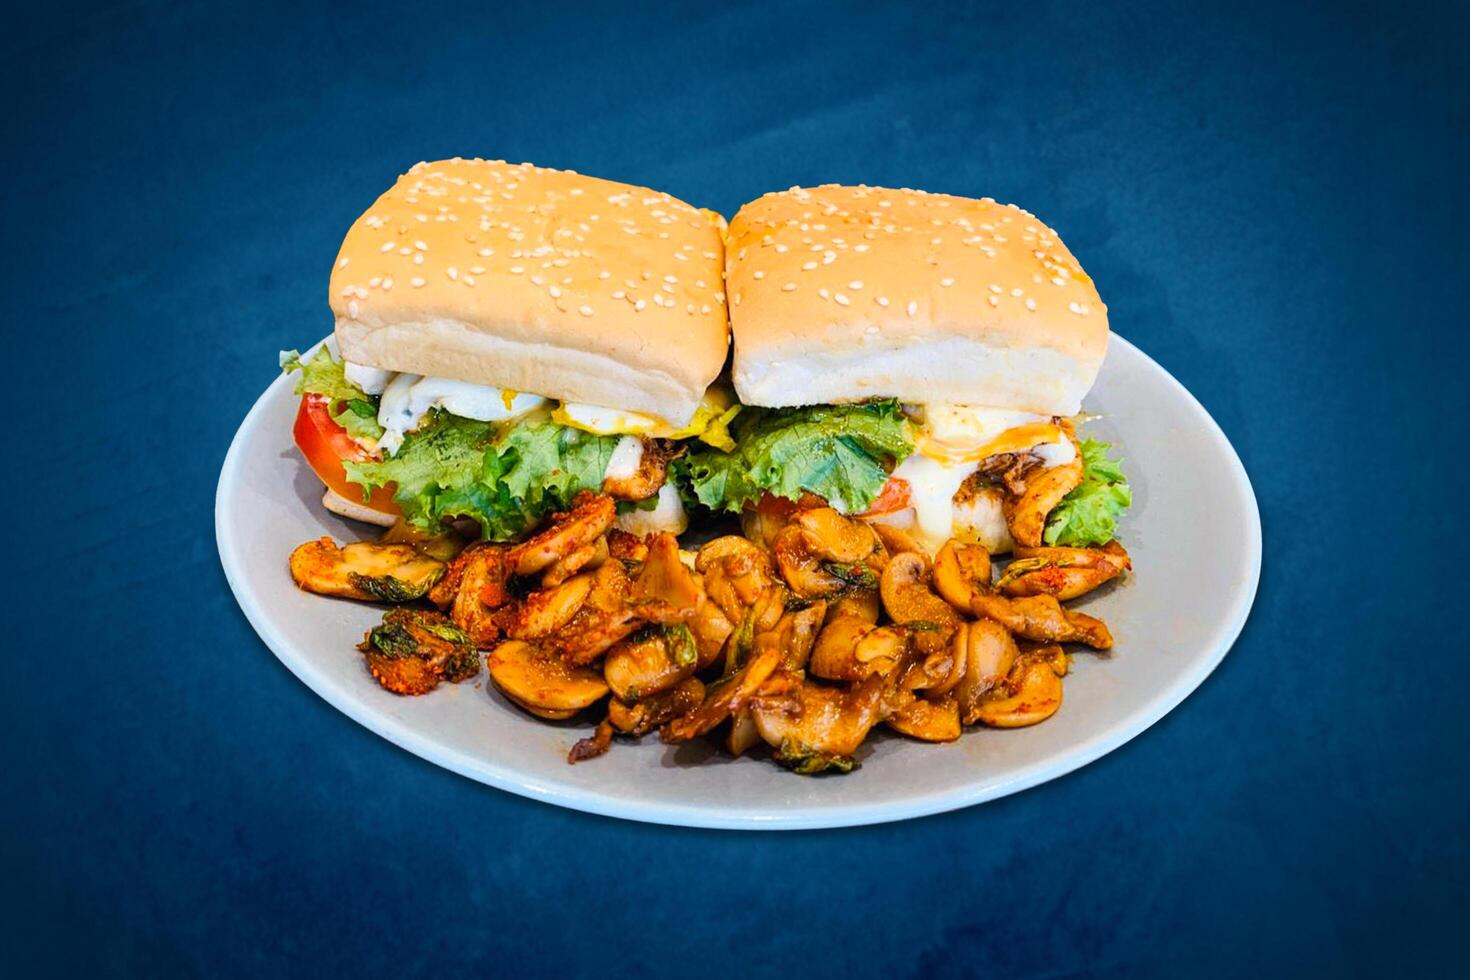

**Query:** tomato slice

left=857, top=476, right=912, bottom=517
left=292, top=395, right=400, bottom=516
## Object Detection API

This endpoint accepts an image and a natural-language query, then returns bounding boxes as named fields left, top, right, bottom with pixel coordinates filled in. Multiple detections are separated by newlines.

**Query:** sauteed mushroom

left=487, top=640, right=609, bottom=720
left=290, top=538, right=445, bottom=603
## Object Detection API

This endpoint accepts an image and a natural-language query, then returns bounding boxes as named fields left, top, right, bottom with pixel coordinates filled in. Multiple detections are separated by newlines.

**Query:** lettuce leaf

left=280, top=347, right=384, bottom=443
left=683, top=400, right=913, bottom=515
left=1043, top=439, right=1132, bottom=546
left=343, top=412, right=619, bottom=540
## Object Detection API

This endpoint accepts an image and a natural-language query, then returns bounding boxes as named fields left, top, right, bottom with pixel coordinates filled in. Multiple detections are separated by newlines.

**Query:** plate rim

left=216, top=333, right=1262, bottom=830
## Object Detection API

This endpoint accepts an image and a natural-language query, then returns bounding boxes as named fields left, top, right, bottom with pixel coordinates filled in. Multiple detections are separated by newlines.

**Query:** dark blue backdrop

left=7, top=1, right=1467, bottom=976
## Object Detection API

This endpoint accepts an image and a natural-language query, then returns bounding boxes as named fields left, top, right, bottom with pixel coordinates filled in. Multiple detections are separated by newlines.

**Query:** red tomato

left=858, top=477, right=912, bottom=517
left=292, top=395, right=400, bottom=516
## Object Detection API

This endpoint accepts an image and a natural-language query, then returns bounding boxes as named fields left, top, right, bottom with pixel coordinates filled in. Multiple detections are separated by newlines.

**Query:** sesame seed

left=463, top=275, right=476, bottom=286
left=598, top=270, right=611, bottom=279
left=446, top=266, right=458, bottom=280
left=939, top=277, right=954, bottom=287
left=411, top=277, right=425, bottom=288
left=989, top=284, right=1004, bottom=294
left=379, top=242, right=394, bottom=253
left=612, top=290, right=625, bottom=299
left=530, top=275, right=544, bottom=285
left=1025, top=298, right=1037, bottom=311
left=413, top=253, right=424, bottom=265
left=733, top=292, right=742, bottom=306
left=849, top=280, right=864, bottom=290
left=579, top=305, right=594, bottom=316
left=782, top=282, right=797, bottom=291
left=635, top=299, right=647, bottom=311
left=714, top=292, right=726, bottom=304
left=347, top=300, right=359, bottom=317
left=1068, top=301, right=1090, bottom=315
left=664, top=274, right=678, bottom=284
left=818, top=288, right=830, bottom=300
left=753, top=270, right=765, bottom=279
left=510, top=266, right=524, bottom=274
left=775, top=244, right=789, bottom=253
left=399, top=247, right=412, bottom=255
left=479, top=247, right=494, bottom=257
left=876, top=296, right=889, bottom=307
left=549, top=285, right=561, bottom=298
left=987, top=295, right=999, bottom=307
left=1011, top=287, right=1024, bottom=296
left=834, top=293, right=850, bottom=306
left=382, top=277, right=393, bottom=290
left=906, top=300, right=918, bottom=317
left=802, top=260, right=818, bottom=271
left=853, top=244, right=869, bottom=252
left=414, top=240, right=427, bottom=251
left=1052, top=276, right=1067, bottom=286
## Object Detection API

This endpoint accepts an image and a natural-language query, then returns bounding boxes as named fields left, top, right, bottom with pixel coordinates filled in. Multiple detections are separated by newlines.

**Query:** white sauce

left=343, top=361, right=392, bottom=395
left=1035, top=437, right=1077, bottom=468
left=376, top=373, right=546, bottom=455
left=614, top=482, right=689, bottom=536
left=603, top=435, right=645, bottom=482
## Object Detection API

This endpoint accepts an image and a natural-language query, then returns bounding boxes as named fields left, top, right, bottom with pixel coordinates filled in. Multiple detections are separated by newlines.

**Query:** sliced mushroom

left=773, top=510, right=882, bottom=598
left=872, top=522, right=927, bottom=560
left=687, top=578, right=737, bottom=669
left=542, top=559, right=644, bottom=665
left=376, top=520, right=469, bottom=563
left=696, top=535, right=779, bottom=622
left=932, top=540, right=993, bottom=612
left=753, top=600, right=829, bottom=672
left=726, top=710, right=763, bottom=756
left=433, top=543, right=510, bottom=649
left=603, top=624, right=699, bottom=703
left=953, top=618, right=1021, bottom=724
left=885, top=691, right=962, bottom=742
left=499, top=573, right=593, bottom=640
left=541, top=535, right=608, bottom=588
left=358, top=608, right=479, bottom=696
left=630, top=532, right=701, bottom=622
left=660, top=644, right=782, bottom=743
left=1004, top=434, right=1083, bottom=549
left=506, top=493, right=616, bottom=577
left=750, top=675, right=885, bottom=774
left=972, top=655, right=1064, bottom=728
left=567, top=719, right=615, bottom=764
left=879, top=552, right=963, bottom=632
left=290, top=537, right=445, bottom=602
left=970, top=591, right=1113, bottom=649
left=998, top=540, right=1131, bottom=600
left=607, top=678, right=706, bottom=736
left=810, top=599, right=905, bottom=682
left=486, top=640, right=609, bottom=720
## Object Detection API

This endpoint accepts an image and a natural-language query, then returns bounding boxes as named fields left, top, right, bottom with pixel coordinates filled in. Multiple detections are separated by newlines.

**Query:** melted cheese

left=885, top=404, right=1074, bottom=554
left=557, top=402, right=665, bottom=436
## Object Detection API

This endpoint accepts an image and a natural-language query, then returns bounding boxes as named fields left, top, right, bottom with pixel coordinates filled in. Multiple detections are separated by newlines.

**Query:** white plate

left=217, top=335, right=1260, bottom=830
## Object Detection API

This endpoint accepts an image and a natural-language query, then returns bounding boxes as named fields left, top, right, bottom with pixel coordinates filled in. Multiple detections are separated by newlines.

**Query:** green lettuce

left=343, top=412, right=620, bottom=540
left=683, top=400, right=913, bottom=515
left=279, top=347, right=385, bottom=443
left=1043, top=439, right=1132, bottom=546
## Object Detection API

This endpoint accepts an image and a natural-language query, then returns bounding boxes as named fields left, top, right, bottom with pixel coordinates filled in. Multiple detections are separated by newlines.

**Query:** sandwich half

left=686, top=183, right=1130, bottom=555
left=282, top=158, right=735, bottom=540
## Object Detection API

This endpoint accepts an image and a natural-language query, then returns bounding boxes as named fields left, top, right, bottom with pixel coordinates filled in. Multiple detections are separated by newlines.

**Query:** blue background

left=7, top=1, right=1467, bottom=976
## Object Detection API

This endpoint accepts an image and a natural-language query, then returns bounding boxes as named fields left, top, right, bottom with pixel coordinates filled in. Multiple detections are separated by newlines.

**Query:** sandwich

left=281, top=158, right=735, bottom=541
left=685, top=184, right=1131, bottom=555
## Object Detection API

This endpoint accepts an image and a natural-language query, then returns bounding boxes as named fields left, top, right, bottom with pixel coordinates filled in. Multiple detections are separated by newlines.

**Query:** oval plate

left=217, top=335, right=1260, bottom=829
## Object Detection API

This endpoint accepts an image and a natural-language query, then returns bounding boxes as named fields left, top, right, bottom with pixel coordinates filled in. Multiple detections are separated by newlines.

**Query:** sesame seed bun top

left=329, top=159, right=730, bottom=423
left=725, top=185, right=1109, bottom=415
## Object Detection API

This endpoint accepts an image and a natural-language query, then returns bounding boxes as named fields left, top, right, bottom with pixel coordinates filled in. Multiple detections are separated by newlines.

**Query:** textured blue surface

left=7, top=1, right=1467, bottom=976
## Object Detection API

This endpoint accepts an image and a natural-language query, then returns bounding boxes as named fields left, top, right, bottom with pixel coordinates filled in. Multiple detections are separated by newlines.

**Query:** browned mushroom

left=773, top=508, right=882, bottom=598
left=541, top=535, right=608, bottom=588
left=607, top=677, right=706, bottom=736
left=499, top=573, right=593, bottom=640
left=506, top=492, right=616, bottom=577
left=486, top=640, right=610, bottom=720
left=749, top=675, right=885, bottom=774
left=997, top=540, right=1131, bottom=600
left=952, top=618, right=1021, bottom=724
left=879, top=552, right=963, bottom=632
left=884, top=690, right=962, bottom=742
left=972, top=654, right=1064, bottom=728
left=289, top=537, right=445, bottom=602
left=660, top=645, right=782, bottom=743
left=602, top=624, right=699, bottom=703
left=696, top=535, right=779, bottom=622
left=932, top=540, right=993, bottom=612
left=630, top=532, right=701, bottom=623
left=969, top=591, right=1113, bottom=649
left=542, top=559, right=644, bottom=665
left=601, top=439, right=682, bottom=501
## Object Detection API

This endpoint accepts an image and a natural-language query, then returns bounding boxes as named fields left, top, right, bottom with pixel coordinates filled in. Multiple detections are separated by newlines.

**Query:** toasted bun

left=330, top=159, right=730, bottom=423
left=725, top=185, right=1108, bottom=415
